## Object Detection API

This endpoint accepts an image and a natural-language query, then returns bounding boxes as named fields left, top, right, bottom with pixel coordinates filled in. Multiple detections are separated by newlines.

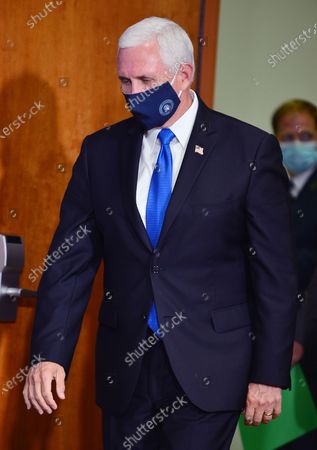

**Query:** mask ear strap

left=170, top=62, right=183, bottom=98
left=170, top=62, right=183, bottom=85
left=170, top=71, right=178, bottom=86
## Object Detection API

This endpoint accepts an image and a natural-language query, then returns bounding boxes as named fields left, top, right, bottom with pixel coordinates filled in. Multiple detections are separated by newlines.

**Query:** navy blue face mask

left=124, top=79, right=181, bottom=130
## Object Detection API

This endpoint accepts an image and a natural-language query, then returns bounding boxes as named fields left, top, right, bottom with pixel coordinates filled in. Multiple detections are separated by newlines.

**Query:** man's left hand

left=242, top=383, right=282, bottom=426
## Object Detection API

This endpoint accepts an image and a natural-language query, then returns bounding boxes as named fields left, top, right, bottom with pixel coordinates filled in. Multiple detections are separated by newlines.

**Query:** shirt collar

left=145, top=89, right=199, bottom=151
left=290, top=166, right=316, bottom=196
left=169, top=89, right=198, bottom=148
left=292, top=166, right=315, bottom=185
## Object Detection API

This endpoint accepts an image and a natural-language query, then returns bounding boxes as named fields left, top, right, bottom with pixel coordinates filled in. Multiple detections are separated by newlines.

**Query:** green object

left=239, top=364, right=317, bottom=450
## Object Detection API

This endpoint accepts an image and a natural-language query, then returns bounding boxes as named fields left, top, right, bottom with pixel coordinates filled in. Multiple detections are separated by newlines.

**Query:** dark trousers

left=101, top=328, right=240, bottom=450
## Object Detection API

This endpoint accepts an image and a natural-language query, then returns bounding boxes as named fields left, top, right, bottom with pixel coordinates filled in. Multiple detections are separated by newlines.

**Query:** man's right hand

left=23, top=361, right=66, bottom=414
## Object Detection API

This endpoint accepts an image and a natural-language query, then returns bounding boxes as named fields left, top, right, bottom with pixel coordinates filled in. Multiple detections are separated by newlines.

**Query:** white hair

left=118, top=16, right=195, bottom=81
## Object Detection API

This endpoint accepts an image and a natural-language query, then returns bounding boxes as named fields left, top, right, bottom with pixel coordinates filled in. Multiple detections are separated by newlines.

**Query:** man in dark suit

left=302, top=266, right=317, bottom=364
left=273, top=99, right=317, bottom=450
left=23, top=17, right=298, bottom=450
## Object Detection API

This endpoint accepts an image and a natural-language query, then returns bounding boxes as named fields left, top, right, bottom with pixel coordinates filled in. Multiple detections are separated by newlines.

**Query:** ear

left=179, top=63, right=193, bottom=89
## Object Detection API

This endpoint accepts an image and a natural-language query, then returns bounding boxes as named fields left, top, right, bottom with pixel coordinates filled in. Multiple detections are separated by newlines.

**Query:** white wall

left=214, top=0, right=317, bottom=133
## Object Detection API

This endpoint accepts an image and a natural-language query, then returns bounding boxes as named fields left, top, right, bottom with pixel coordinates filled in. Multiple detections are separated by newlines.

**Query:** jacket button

left=152, top=265, right=160, bottom=274
left=249, top=161, right=257, bottom=171
left=153, top=248, right=160, bottom=257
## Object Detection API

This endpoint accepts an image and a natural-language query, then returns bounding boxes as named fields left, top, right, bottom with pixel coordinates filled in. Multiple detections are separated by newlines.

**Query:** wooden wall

left=0, top=1, right=202, bottom=448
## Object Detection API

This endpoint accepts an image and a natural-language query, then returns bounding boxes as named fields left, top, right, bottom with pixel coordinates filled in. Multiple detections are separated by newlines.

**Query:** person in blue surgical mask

left=273, top=99, right=317, bottom=450
left=276, top=101, right=317, bottom=177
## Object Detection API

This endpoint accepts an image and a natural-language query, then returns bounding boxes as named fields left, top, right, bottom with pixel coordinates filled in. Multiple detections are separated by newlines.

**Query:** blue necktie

left=146, top=128, right=175, bottom=333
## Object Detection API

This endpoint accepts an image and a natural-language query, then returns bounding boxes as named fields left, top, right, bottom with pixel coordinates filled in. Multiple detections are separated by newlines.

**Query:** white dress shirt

left=290, top=166, right=316, bottom=198
left=136, top=90, right=199, bottom=227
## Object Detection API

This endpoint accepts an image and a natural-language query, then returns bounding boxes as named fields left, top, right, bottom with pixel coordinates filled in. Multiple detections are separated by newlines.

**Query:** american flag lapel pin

left=195, top=145, right=204, bottom=155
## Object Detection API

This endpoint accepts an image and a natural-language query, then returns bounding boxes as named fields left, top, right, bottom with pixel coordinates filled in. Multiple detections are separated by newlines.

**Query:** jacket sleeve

left=29, top=136, right=103, bottom=377
left=246, top=133, right=298, bottom=389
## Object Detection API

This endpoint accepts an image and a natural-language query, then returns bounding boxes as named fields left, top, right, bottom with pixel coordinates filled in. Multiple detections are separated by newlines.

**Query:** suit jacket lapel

left=298, top=168, right=317, bottom=198
left=156, top=99, right=218, bottom=249
left=119, top=119, right=153, bottom=252
left=119, top=98, right=218, bottom=252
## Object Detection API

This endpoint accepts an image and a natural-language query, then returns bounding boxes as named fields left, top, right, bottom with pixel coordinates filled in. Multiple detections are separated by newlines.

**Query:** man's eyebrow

left=118, top=75, right=156, bottom=80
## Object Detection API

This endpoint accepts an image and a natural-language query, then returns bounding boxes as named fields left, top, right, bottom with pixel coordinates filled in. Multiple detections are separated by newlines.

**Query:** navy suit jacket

left=290, top=168, right=317, bottom=344
left=30, top=97, right=298, bottom=414
left=290, top=168, right=317, bottom=292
